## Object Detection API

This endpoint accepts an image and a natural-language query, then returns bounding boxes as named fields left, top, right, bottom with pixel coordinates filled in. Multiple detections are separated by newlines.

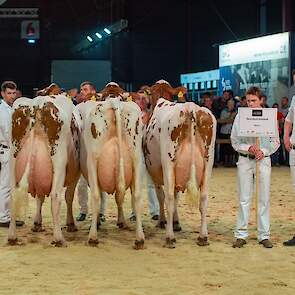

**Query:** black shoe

left=0, top=220, right=24, bottom=228
left=151, top=214, right=159, bottom=221
left=283, top=236, right=295, bottom=246
left=99, top=213, right=106, bottom=223
left=0, top=221, right=9, bottom=228
left=76, top=213, right=87, bottom=222
left=16, top=220, right=25, bottom=227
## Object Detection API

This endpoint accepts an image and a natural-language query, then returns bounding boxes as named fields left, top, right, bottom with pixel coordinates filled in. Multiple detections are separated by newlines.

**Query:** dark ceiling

left=0, top=0, right=293, bottom=94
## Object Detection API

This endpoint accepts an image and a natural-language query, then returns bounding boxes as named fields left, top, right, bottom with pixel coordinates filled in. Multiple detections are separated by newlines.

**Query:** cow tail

left=111, top=100, right=126, bottom=203
left=185, top=110, right=200, bottom=209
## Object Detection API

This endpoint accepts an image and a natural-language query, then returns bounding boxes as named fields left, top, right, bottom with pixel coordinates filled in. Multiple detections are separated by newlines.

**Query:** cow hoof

left=173, top=221, right=182, bottom=232
left=156, top=220, right=166, bottom=229
left=66, top=223, right=78, bottom=232
left=7, top=238, right=19, bottom=246
left=88, top=239, right=99, bottom=247
left=51, top=240, right=67, bottom=247
left=31, top=223, right=44, bottom=232
left=117, top=222, right=128, bottom=229
left=133, top=239, right=145, bottom=250
left=164, top=238, right=176, bottom=249
left=197, top=236, right=209, bottom=246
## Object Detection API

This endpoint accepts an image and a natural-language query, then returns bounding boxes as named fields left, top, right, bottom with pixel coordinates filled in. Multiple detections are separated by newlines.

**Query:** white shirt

left=285, top=104, right=295, bottom=144
left=0, top=100, right=12, bottom=147
left=0, top=100, right=12, bottom=162
left=230, top=112, right=280, bottom=157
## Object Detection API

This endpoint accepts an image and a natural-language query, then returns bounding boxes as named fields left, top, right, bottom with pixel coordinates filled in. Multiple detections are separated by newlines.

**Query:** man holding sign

left=231, top=87, right=280, bottom=248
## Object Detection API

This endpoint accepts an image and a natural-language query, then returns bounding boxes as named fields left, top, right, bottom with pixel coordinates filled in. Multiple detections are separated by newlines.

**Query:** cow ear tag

left=127, top=95, right=133, bottom=102
left=91, top=95, right=96, bottom=101
left=178, top=91, right=183, bottom=98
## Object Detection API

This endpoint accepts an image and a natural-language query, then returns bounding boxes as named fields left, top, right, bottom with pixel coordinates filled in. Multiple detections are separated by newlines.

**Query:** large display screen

left=219, top=32, right=289, bottom=105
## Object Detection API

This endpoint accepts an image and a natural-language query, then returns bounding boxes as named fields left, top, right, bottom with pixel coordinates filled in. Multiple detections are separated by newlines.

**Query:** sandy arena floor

left=1, top=167, right=295, bottom=295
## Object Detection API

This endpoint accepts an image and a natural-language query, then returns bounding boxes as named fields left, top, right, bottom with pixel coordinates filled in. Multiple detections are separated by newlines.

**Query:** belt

left=239, top=153, right=269, bottom=159
left=0, top=144, right=9, bottom=149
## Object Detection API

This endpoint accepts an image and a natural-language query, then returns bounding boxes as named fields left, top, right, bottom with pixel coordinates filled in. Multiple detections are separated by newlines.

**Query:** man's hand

left=248, top=145, right=264, bottom=160
left=284, top=136, right=292, bottom=152
left=248, top=145, right=258, bottom=155
left=255, top=150, right=264, bottom=161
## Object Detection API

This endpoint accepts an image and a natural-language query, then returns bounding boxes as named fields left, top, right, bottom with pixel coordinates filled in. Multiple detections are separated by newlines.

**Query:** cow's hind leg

left=173, top=193, right=182, bottom=232
left=7, top=190, right=18, bottom=245
left=87, top=158, right=100, bottom=246
left=51, top=188, right=67, bottom=247
left=197, top=191, right=209, bottom=246
left=31, top=196, right=45, bottom=232
left=65, top=180, right=78, bottom=232
left=155, top=186, right=166, bottom=229
left=132, top=158, right=145, bottom=250
left=163, top=166, right=176, bottom=248
left=115, top=193, right=128, bottom=229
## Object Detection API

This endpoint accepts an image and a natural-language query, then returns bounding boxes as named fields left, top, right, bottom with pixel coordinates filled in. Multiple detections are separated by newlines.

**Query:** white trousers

left=130, top=174, right=159, bottom=218
left=0, top=160, right=10, bottom=223
left=77, top=175, right=107, bottom=215
left=289, top=150, right=295, bottom=191
left=147, top=181, right=160, bottom=217
left=234, top=156, right=271, bottom=241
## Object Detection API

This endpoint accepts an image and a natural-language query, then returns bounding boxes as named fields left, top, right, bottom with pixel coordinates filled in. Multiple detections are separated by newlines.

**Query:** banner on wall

left=219, top=32, right=289, bottom=105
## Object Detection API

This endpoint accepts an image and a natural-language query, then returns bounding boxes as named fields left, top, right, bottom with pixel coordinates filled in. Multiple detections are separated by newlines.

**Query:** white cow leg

left=173, top=193, right=182, bottom=232
left=7, top=190, right=17, bottom=245
left=155, top=185, right=166, bottom=229
left=163, top=168, right=176, bottom=248
left=164, top=188, right=176, bottom=248
left=32, top=196, right=45, bottom=232
left=88, top=189, right=100, bottom=245
left=197, top=192, right=209, bottom=246
left=65, top=180, right=78, bottom=232
left=132, top=160, right=145, bottom=250
left=51, top=189, right=66, bottom=247
left=115, top=193, right=128, bottom=229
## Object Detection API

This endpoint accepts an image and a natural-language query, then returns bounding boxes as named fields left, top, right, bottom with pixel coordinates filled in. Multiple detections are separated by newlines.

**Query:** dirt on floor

left=1, top=167, right=295, bottom=295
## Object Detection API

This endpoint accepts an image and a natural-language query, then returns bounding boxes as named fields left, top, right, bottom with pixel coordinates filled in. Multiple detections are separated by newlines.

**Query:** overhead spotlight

left=104, top=28, right=111, bottom=35
left=27, top=39, right=36, bottom=44
left=87, top=35, right=93, bottom=42
left=95, top=32, right=102, bottom=39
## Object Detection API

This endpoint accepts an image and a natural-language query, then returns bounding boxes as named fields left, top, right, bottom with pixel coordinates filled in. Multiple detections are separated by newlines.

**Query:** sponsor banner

left=219, top=32, right=289, bottom=67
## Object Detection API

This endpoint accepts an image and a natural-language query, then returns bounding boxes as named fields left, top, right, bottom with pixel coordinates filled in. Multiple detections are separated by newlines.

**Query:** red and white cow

left=8, top=95, right=80, bottom=246
left=143, top=80, right=216, bottom=248
left=77, top=85, right=145, bottom=249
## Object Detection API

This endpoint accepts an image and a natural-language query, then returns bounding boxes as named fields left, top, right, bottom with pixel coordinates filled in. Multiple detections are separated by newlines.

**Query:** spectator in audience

left=15, top=89, right=22, bottom=99
left=271, top=103, right=284, bottom=166
left=279, top=96, right=289, bottom=118
left=261, top=94, right=269, bottom=108
left=288, top=69, right=295, bottom=101
left=218, top=99, right=237, bottom=166
left=67, top=88, right=79, bottom=105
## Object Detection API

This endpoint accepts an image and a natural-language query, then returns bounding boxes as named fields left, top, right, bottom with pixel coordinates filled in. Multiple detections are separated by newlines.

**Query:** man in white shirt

left=75, top=81, right=107, bottom=224
left=231, top=86, right=280, bottom=248
left=0, top=81, right=24, bottom=227
left=283, top=95, right=295, bottom=246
